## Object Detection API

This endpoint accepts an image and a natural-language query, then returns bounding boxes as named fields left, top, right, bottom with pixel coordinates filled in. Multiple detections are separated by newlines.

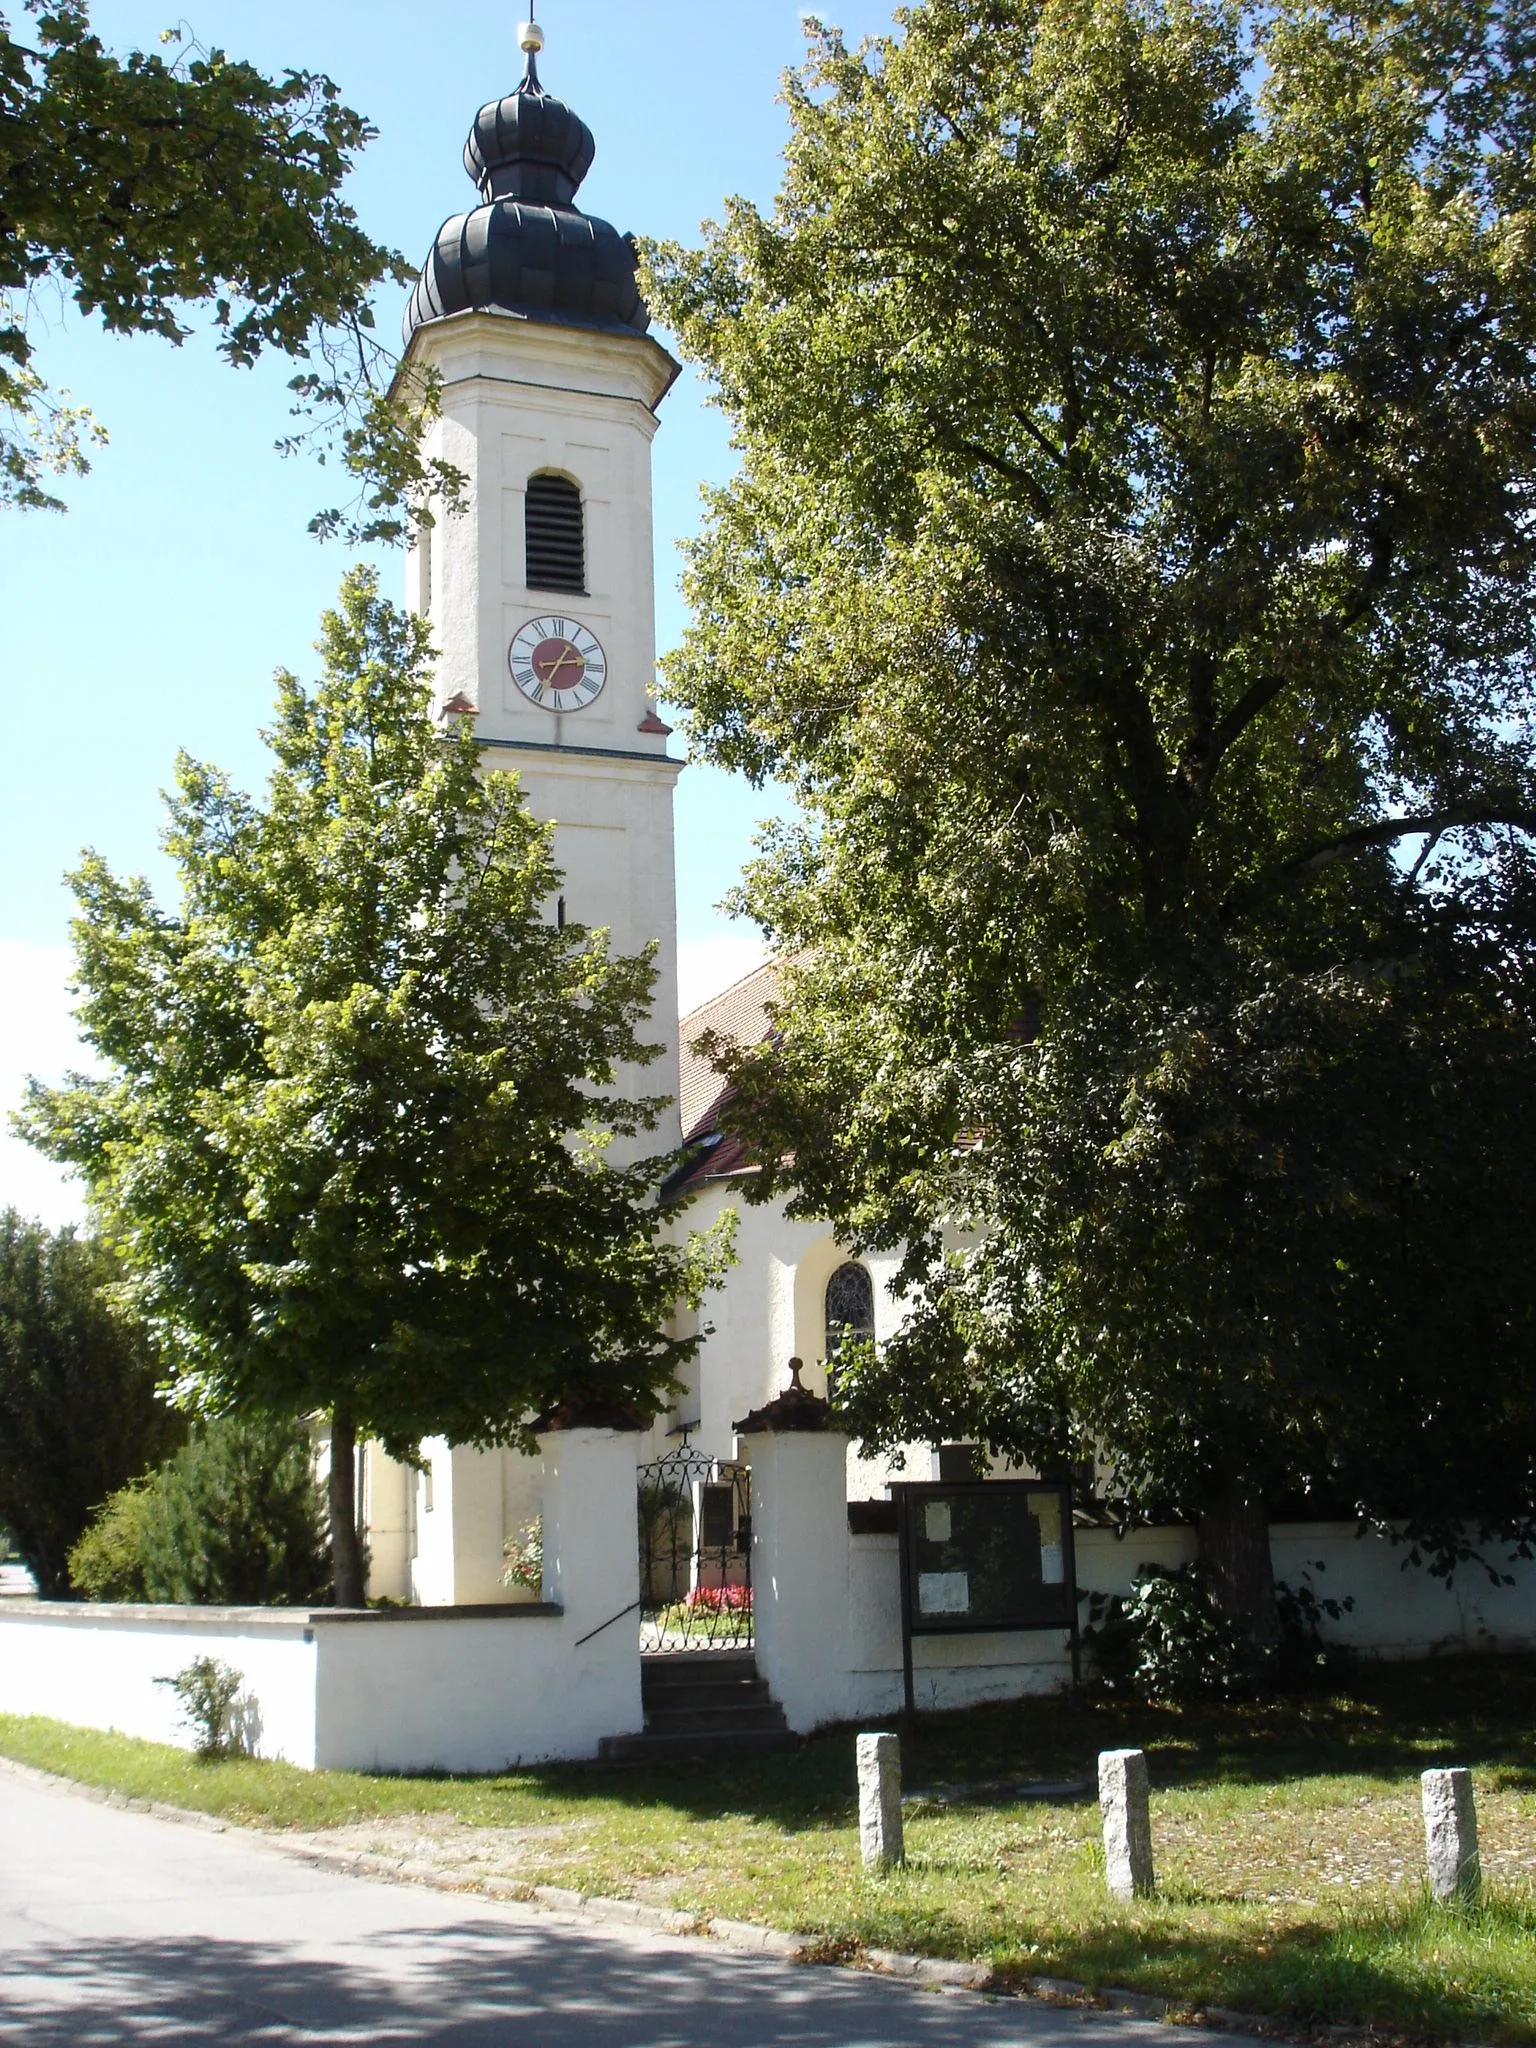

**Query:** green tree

left=0, top=1212, right=184, bottom=1597
left=644, top=0, right=1536, bottom=1636
left=22, top=568, right=729, bottom=1606
left=0, top=1, right=455, bottom=537
left=68, top=1413, right=329, bottom=1606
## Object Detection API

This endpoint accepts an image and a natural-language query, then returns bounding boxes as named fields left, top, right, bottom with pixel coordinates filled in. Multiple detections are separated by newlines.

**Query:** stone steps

left=598, top=1651, right=796, bottom=1764
left=637, top=1702, right=790, bottom=1736
left=640, top=1672, right=775, bottom=1712
left=598, top=1726, right=801, bottom=1765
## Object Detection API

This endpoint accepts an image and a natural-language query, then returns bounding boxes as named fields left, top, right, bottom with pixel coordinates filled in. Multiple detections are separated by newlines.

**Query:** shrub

left=501, top=1515, right=543, bottom=1593
left=1272, top=1560, right=1357, bottom=1685
left=69, top=1413, right=330, bottom=1605
left=1084, top=1563, right=1254, bottom=1703
left=1085, top=1557, right=1359, bottom=1702
left=155, top=1656, right=249, bottom=1759
left=0, top=1212, right=185, bottom=1596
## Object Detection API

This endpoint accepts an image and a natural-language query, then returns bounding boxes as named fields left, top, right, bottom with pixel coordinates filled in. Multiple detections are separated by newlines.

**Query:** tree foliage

left=21, top=568, right=729, bottom=1602
left=68, top=1413, right=329, bottom=1606
left=0, top=1, right=457, bottom=537
left=644, top=0, right=1536, bottom=1622
left=0, top=1211, right=184, bottom=1597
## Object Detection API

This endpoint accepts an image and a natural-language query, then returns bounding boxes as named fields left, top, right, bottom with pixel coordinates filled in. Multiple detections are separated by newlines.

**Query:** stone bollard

left=1099, top=1748, right=1155, bottom=1900
left=857, top=1731, right=905, bottom=1871
left=1422, top=1768, right=1480, bottom=1905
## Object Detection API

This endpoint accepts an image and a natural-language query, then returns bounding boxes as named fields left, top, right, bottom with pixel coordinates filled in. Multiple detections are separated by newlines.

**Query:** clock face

left=508, top=616, right=607, bottom=712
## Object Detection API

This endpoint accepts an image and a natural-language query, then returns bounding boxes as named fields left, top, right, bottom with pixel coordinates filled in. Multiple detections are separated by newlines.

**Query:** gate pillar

left=538, top=1422, right=644, bottom=1742
left=736, top=1363, right=852, bottom=1733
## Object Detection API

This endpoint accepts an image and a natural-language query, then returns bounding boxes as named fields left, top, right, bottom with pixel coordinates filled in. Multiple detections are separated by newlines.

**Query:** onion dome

left=404, top=24, right=649, bottom=345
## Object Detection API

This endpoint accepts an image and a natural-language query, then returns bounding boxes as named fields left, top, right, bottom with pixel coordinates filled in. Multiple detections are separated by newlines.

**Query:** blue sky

left=0, top=0, right=897, bottom=1223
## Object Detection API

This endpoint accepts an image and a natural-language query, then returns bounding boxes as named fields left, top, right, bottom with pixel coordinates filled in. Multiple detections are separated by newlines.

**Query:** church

left=6, top=25, right=1531, bottom=1769
left=357, top=23, right=912, bottom=1608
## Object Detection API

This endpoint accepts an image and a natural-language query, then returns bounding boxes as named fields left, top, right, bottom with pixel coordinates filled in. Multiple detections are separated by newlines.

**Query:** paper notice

left=918, top=1571, right=970, bottom=1615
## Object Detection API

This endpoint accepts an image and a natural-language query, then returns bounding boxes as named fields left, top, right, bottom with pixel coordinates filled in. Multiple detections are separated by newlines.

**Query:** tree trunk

left=329, top=1406, right=366, bottom=1608
left=30, top=1550, right=72, bottom=1603
left=1196, top=1474, right=1278, bottom=1644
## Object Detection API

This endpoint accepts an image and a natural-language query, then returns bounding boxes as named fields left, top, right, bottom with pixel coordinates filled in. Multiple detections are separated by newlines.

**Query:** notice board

left=892, top=1479, right=1078, bottom=1710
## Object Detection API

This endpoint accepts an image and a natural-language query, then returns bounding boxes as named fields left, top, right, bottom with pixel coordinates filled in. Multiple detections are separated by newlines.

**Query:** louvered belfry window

left=525, top=473, right=586, bottom=593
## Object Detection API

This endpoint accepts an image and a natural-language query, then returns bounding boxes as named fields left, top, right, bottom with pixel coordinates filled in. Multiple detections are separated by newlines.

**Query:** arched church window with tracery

left=825, top=1262, right=875, bottom=1371
left=525, top=472, right=586, bottom=593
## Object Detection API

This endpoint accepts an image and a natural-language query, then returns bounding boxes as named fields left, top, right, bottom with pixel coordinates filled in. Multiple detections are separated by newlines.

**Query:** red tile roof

left=677, top=958, right=783, bottom=1143
left=668, top=959, right=784, bottom=1199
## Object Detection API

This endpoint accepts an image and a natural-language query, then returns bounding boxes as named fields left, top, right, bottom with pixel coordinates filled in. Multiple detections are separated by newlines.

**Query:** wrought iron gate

left=637, top=1442, right=752, bottom=1652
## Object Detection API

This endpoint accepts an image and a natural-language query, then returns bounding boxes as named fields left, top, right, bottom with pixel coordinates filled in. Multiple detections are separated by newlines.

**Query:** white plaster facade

left=406, top=310, right=684, bottom=1162
left=658, top=1174, right=915, bottom=1499
left=385, top=1439, right=544, bottom=1610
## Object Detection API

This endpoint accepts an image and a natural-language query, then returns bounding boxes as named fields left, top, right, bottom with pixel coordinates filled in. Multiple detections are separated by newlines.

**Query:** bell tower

left=401, top=18, right=683, bottom=1151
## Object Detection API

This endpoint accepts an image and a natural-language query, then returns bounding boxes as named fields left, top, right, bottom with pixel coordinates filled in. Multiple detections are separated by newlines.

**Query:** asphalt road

left=0, top=1767, right=1242, bottom=2046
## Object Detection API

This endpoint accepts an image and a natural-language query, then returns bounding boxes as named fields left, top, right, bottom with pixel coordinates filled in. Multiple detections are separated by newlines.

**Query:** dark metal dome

left=404, top=47, right=649, bottom=345
left=464, top=79, right=594, bottom=206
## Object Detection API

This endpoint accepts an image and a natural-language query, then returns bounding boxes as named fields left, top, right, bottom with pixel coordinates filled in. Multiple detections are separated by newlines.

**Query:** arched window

left=525, top=473, right=586, bottom=593
left=825, top=1262, right=875, bottom=1365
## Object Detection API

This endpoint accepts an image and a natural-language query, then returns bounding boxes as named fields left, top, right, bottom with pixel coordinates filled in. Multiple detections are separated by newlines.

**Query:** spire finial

left=517, top=14, right=545, bottom=90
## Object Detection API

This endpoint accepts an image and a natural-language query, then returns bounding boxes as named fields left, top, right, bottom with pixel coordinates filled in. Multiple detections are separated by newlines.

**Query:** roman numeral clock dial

left=509, top=616, right=608, bottom=712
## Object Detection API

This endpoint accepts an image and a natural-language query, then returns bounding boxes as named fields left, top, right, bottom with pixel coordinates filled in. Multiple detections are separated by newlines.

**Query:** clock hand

left=544, top=645, right=585, bottom=687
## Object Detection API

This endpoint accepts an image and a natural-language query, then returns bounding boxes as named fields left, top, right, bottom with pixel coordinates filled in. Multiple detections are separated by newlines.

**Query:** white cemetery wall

left=1075, top=1524, right=1199, bottom=1590
left=310, top=1609, right=601, bottom=1772
left=1268, top=1522, right=1536, bottom=1656
left=0, top=1603, right=635, bottom=1772
left=745, top=1436, right=1536, bottom=1736
left=0, top=1606, right=321, bottom=1766
left=0, top=1429, right=645, bottom=1773
left=751, top=1431, right=1078, bottom=1730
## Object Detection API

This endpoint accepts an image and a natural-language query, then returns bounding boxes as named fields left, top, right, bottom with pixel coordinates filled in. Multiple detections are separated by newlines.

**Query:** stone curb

left=863, top=1946, right=994, bottom=1990
left=0, top=1755, right=1487, bottom=2048
left=702, top=1914, right=809, bottom=1957
left=0, top=1753, right=232, bottom=1832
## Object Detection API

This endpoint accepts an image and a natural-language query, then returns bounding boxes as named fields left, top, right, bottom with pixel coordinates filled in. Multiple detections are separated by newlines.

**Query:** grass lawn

left=3, top=1656, right=1535, bottom=2041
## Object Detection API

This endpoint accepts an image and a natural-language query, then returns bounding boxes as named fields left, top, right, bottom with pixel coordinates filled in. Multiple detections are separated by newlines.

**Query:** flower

left=683, top=1584, right=752, bottom=1613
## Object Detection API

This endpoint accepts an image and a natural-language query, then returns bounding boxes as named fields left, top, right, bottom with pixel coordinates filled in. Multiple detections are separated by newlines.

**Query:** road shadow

left=0, top=1916, right=1150, bottom=2047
